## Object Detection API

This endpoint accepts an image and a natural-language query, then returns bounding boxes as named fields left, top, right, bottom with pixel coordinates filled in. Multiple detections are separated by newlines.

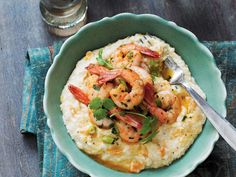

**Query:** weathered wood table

left=0, top=0, right=236, bottom=176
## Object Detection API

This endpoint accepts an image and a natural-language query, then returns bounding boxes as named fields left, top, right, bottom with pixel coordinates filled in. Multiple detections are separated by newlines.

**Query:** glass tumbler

left=40, top=0, right=87, bottom=37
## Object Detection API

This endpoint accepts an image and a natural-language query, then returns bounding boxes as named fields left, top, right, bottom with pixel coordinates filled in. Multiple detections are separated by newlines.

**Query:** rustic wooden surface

left=0, top=0, right=236, bottom=177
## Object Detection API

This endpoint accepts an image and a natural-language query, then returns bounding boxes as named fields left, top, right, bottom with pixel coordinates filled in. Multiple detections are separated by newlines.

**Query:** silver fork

left=164, top=56, right=236, bottom=151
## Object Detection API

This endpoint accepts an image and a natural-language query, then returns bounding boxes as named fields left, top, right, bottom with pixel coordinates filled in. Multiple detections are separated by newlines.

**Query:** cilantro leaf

left=103, top=98, right=116, bottom=110
left=93, top=108, right=108, bottom=120
left=89, top=97, right=103, bottom=110
left=140, top=131, right=158, bottom=144
left=140, top=118, right=152, bottom=135
left=93, top=84, right=100, bottom=91
left=96, top=49, right=113, bottom=69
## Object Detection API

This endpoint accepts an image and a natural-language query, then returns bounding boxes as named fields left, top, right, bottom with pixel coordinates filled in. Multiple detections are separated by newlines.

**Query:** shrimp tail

left=146, top=104, right=168, bottom=124
left=97, top=70, right=122, bottom=84
left=86, top=64, right=109, bottom=75
left=68, top=84, right=90, bottom=105
left=135, top=45, right=160, bottom=58
left=143, top=83, right=167, bottom=124
left=143, top=83, right=156, bottom=106
left=110, top=108, right=143, bottom=129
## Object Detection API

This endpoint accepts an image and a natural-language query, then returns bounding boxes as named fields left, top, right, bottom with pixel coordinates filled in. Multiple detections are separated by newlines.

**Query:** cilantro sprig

left=140, top=130, right=158, bottom=144
left=89, top=97, right=103, bottom=110
left=124, top=111, right=158, bottom=143
left=103, top=98, right=116, bottom=110
left=96, top=49, right=113, bottom=69
left=109, top=110, right=158, bottom=143
left=93, top=108, right=108, bottom=120
left=89, top=97, right=115, bottom=120
left=89, top=100, right=158, bottom=143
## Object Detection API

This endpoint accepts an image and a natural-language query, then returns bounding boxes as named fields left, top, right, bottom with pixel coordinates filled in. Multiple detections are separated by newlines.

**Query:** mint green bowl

left=44, top=13, right=226, bottom=177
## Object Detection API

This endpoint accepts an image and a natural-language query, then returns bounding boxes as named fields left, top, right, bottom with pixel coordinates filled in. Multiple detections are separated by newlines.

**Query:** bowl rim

left=44, top=13, right=226, bottom=177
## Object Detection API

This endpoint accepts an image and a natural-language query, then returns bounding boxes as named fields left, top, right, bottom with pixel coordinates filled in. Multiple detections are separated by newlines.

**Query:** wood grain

left=0, top=0, right=235, bottom=176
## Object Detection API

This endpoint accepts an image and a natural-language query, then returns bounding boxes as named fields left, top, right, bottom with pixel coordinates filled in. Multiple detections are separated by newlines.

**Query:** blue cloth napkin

left=20, top=41, right=236, bottom=177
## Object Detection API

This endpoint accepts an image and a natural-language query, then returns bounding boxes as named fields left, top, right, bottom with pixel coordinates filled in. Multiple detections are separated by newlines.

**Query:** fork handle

left=181, top=82, right=236, bottom=151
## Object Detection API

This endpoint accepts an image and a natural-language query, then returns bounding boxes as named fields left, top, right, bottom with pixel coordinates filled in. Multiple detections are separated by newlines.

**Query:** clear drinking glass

left=40, top=0, right=87, bottom=36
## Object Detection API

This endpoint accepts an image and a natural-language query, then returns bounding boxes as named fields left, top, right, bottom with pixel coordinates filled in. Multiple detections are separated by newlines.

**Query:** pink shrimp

left=144, top=83, right=181, bottom=124
left=120, top=43, right=160, bottom=58
left=68, top=84, right=143, bottom=129
left=68, top=84, right=90, bottom=105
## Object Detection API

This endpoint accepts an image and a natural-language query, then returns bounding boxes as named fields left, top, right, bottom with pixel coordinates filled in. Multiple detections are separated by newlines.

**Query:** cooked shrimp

left=130, top=66, right=153, bottom=85
left=68, top=84, right=90, bottom=105
left=115, top=120, right=140, bottom=143
left=110, top=43, right=160, bottom=69
left=68, top=84, right=114, bottom=128
left=111, top=49, right=143, bottom=68
left=110, top=107, right=143, bottom=129
left=88, top=110, right=114, bottom=129
left=156, top=90, right=181, bottom=123
left=86, top=64, right=109, bottom=75
left=120, top=43, right=160, bottom=58
left=109, top=69, right=144, bottom=110
left=144, top=83, right=181, bottom=124
left=154, top=79, right=171, bottom=93
left=86, top=64, right=121, bottom=85
left=89, top=66, right=145, bottom=109
left=84, top=74, right=113, bottom=100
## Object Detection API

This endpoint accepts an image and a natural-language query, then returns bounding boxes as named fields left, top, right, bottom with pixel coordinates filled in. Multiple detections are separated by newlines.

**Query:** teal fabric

left=20, top=41, right=236, bottom=177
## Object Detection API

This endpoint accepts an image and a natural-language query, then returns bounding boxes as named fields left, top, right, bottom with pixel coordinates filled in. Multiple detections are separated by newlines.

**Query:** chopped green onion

left=119, top=79, right=128, bottom=91
left=89, top=97, right=103, bottom=110
left=87, top=125, right=96, bottom=134
left=149, top=60, right=159, bottom=78
left=102, top=136, right=115, bottom=144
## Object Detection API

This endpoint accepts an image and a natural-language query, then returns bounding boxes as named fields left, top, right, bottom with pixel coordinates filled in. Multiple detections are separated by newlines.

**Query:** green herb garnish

left=93, top=108, right=108, bottom=120
left=102, top=135, right=115, bottom=144
left=93, top=84, right=100, bottom=91
left=140, top=116, right=157, bottom=135
left=89, top=97, right=116, bottom=120
left=103, top=98, right=116, bottom=110
left=155, top=98, right=162, bottom=107
left=126, top=51, right=133, bottom=59
left=125, top=111, right=157, bottom=139
left=111, top=126, right=119, bottom=135
left=124, top=111, right=147, bottom=119
left=89, top=97, right=103, bottom=110
left=182, top=115, right=187, bottom=122
left=140, top=118, right=152, bottom=135
left=140, top=131, right=158, bottom=144
left=119, top=79, right=128, bottom=91
left=149, top=60, right=159, bottom=78
left=96, top=49, right=113, bottom=69
left=109, top=111, right=125, bottom=118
